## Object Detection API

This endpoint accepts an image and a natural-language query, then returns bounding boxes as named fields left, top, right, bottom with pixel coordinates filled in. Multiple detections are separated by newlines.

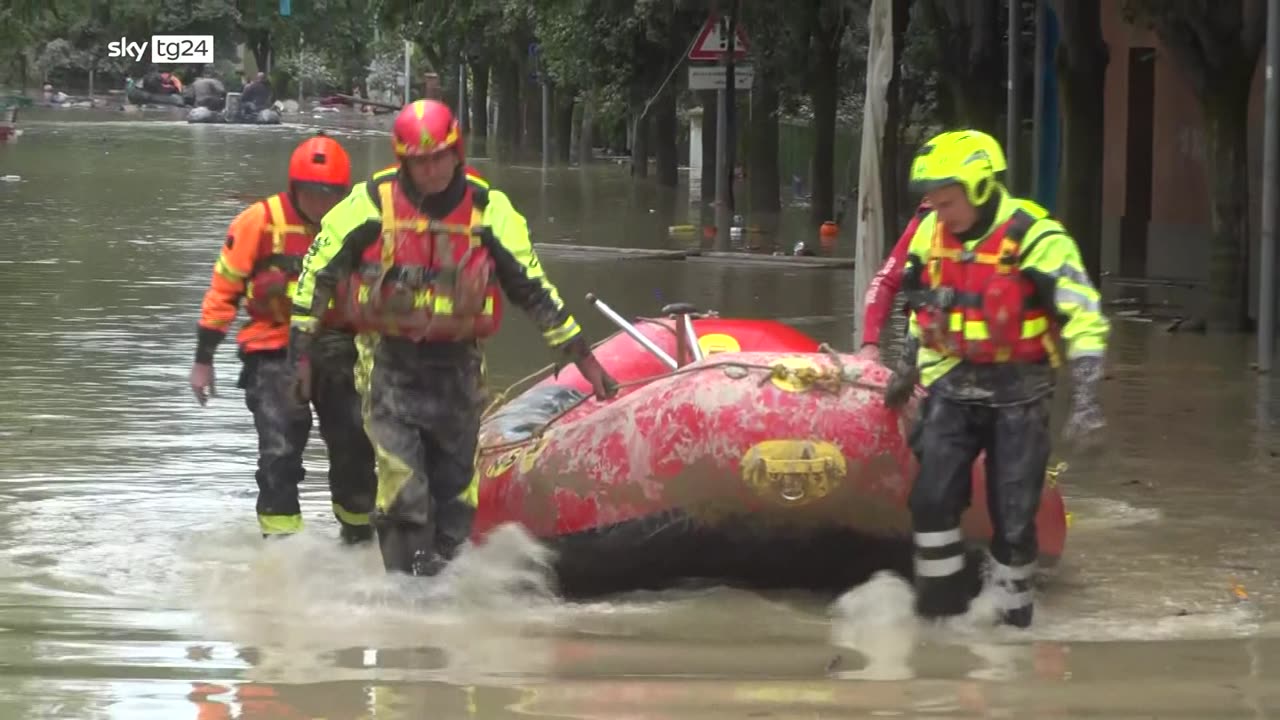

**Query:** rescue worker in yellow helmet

left=289, top=99, right=617, bottom=577
left=884, top=131, right=1010, bottom=458
left=887, top=129, right=1108, bottom=628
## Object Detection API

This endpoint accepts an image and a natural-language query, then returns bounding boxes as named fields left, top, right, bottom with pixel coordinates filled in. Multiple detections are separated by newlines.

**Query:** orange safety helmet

left=392, top=99, right=463, bottom=162
left=288, top=131, right=352, bottom=194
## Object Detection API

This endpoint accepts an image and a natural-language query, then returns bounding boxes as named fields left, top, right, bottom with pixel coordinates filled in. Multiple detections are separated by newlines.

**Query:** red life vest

left=915, top=209, right=1058, bottom=364
left=244, top=193, right=343, bottom=327
left=337, top=178, right=503, bottom=341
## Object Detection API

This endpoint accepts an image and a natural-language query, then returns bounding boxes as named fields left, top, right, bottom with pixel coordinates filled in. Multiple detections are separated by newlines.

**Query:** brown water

left=1, top=109, right=1280, bottom=719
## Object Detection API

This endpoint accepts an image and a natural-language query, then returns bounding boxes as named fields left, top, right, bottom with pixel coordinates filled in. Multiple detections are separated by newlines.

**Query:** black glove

left=1062, top=355, right=1105, bottom=450
left=883, top=334, right=921, bottom=410
left=575, top=351, right=618, bottom=400
left=562, top=336, right=618, bottom=400
left=883, top=366, right=920, bottom=410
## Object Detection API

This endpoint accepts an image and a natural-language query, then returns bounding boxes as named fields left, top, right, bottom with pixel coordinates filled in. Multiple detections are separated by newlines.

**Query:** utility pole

left=458, top=59, right=467, bottom=131
left=403, top=39, right=412, bottom=105
left=1006, top=0, right=1020, bottom=191
left=1031, top=0, right=1044, bottom=200
left=714, top=2, right=734, bottom=251
left=1258, top=0, right=1280, bottom=371
left=542, top=79, right=550, bottom=169
left=726, top=0, right=741, bottom=226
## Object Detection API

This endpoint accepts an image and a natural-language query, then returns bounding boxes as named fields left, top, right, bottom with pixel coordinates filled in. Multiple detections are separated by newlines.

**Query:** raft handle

left=586, top=293, right=679, bottom=369
left=680, top=314, right=704, bottom=362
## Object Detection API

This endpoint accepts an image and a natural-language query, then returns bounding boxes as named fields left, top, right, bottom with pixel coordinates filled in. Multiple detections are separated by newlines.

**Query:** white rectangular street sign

left=687, top=64, right=755, bottom=91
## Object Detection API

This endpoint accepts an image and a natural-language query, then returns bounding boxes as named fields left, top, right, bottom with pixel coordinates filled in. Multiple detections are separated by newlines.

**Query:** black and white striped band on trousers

left=989, top=558, right=1037, bottom=610
left=913, top=528, right=966, bottom=578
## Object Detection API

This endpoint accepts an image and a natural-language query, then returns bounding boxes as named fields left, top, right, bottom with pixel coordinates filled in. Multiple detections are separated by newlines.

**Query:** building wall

left=1098, top=5, right=1266, bottom=319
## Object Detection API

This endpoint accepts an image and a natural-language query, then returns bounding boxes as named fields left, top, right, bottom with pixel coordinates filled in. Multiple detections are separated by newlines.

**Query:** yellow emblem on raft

left=484, top=448, right=521, bottom=478
left=741, top=440, right=846, bottom=507
left=483, top=434, right=553, bottom=478
left=698, top=332, right=741, bottom=355
left=518, top=434, right=552, bottom=473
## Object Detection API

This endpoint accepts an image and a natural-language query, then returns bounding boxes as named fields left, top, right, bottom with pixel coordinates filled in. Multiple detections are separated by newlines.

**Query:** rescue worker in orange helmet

left=290, top=99, right=617, bottom=577
left=190, top=132, right=377, bottom=542
left=888, top=129, right=1108, bottom=628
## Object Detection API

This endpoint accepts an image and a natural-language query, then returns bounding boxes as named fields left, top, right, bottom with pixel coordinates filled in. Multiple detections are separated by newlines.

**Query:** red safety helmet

left=392, top=99, right=463, bottom=162
left=288, top=131, right=352, bottom=194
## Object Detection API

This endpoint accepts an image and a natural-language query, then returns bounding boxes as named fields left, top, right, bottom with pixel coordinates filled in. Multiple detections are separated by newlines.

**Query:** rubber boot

left=339, top=524, right=375, bottom=545
left=411, top=551, right=448, bottom=577
left=989, top=556, right=1037, bottom=629
left=913, top=528, right=972, bottom=619
left=915, top=574, right=972, bottom=619
left=373, top=511, right=440, bottom=576
left=1001, top=604, right=1034, bottom=629
left=434, top=499, right=476, bottom=563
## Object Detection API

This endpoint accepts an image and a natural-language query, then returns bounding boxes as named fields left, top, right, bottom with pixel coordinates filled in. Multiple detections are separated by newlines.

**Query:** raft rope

left=479, top=343, right=889, bottom=455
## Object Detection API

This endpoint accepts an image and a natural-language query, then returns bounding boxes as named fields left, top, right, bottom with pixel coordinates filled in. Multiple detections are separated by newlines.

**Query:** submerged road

left=0, top=110, right=1279, bottom=718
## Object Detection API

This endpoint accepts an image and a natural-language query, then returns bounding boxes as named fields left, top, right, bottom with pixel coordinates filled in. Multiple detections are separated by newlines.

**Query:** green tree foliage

left=1, top=0, right=375, bottom=94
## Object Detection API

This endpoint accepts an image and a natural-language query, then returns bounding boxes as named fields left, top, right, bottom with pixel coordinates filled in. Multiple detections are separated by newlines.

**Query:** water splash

left=189, top=522, right=559, bottom=624
left=828, top=570, right=919, bottom=680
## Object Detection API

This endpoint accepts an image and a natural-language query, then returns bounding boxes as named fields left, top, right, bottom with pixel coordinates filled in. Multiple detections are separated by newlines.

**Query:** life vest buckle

left=397, top=265, right=430, bottom=287
left=933, top=286, right=957, bottom=309
left=382, top=281, right=416, bottom=314
left=959, top=249, right=976, bottom=263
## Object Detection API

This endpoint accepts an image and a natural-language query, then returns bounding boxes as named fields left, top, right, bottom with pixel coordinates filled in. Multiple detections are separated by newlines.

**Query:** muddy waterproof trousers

left=908, top=394, right=1051, bottom=628
left=356, top=338, right=485, bottom=576
left=239, top=330, right=377, bottom=542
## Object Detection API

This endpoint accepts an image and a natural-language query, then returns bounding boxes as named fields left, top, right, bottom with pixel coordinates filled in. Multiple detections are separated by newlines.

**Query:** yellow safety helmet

left=909, top=129, right=1007, bottom=206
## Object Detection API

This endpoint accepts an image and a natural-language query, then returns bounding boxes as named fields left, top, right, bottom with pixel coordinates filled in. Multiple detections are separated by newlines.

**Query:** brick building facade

left=1099, top=4, right=1267, bottom=319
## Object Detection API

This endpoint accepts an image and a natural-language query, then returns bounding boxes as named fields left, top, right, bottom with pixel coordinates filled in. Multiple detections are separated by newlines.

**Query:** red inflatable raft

left=474, top=299, right=1069, bottom=596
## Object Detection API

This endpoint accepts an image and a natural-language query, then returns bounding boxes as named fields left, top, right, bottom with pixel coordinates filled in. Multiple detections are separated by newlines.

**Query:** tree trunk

left=448, top=66, right=462, bottom=117
left=555, top=87, right=575, bottom=165
left=700, top=91, right=718, bottom=201
left=748, top=77, right=781, bottom=214
left=944, top=78, right=1002, bottom=136
left=880, top=0, right=910, bottom=250
left=1202, top=93, right=1252, bottom=330
left=810, top=49, right=839, bottom=227
left=1053, top=0, right=1108, bottom=282
left=630, top=105, right=650, bottom=178
left=654, top=83, right=679, bottom=187
left=578, top=95, right=595, bottom=164
left=470, top=60, right=490, bottom=137
left=523, top=72, right=542, bottom=156
left=924, top=0, right=1002, bottom=135
left=494, top=60, right=521, bottom=162
left=251, top=36, right=271, bottom=74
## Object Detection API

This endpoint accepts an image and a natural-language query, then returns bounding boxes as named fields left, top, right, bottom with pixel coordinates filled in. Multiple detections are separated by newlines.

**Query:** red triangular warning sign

left=689, top=14, right=750, bottom=61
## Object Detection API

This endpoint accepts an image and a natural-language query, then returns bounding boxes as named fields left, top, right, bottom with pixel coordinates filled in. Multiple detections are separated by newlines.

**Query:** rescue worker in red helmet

left=887, top=129, right=1108, bottom=628
left=190, top=132, right=377, bottom=543
left=290, top=100, right=617, bottom=577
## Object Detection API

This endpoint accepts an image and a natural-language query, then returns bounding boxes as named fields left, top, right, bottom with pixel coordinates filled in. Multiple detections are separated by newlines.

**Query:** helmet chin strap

left=288, top=186, right=320, bottom=226
left=955, top=186, right=1004, bottom=242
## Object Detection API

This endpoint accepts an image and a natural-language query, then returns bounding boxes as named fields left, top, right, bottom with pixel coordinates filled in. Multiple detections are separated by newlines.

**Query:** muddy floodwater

left=2, top=110, right=1280, bottom=719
